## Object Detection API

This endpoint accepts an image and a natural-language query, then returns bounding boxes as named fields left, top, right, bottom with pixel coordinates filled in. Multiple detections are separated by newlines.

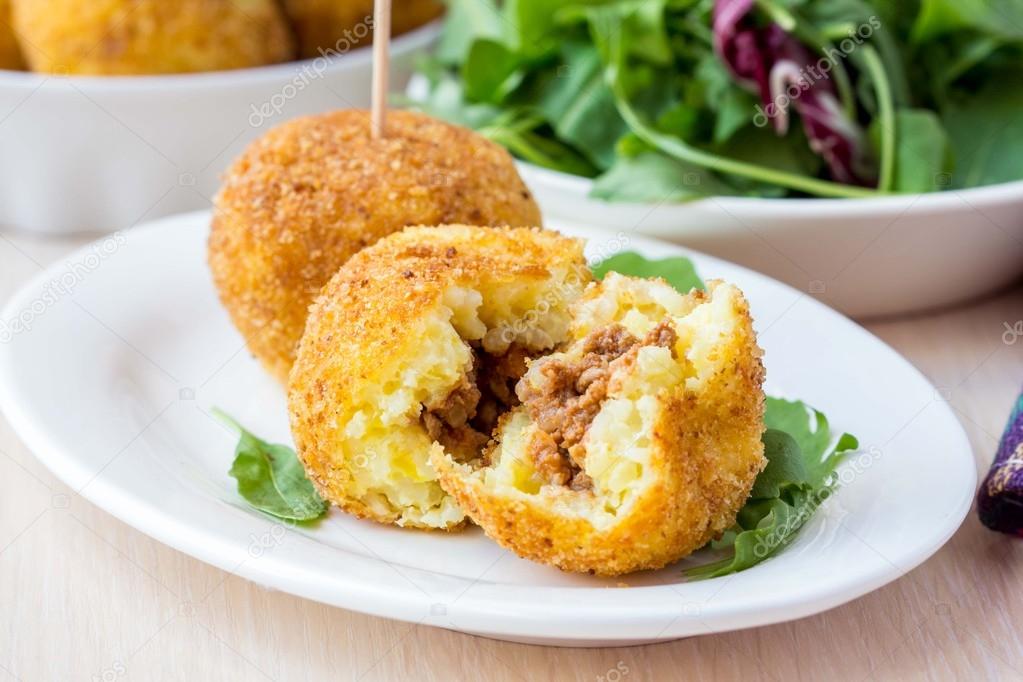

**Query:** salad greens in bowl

left=417, top=0, right=1022, bottom=200
left=410, top=0, right=1023, bottom=318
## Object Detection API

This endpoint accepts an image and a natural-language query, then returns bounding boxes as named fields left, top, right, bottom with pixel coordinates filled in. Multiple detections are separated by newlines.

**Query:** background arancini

left=208, top=109, right=543, bottom=383
left=11, top=0, right=294, bottom=75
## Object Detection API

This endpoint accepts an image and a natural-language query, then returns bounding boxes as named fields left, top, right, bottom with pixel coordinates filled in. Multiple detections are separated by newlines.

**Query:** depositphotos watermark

left=90, top=660, right=126, bottom=682
left=249, top=15, right=375, bottom=127
left=750, top=445, right=881, bottom=559
left=753, top=16, right=882, bottom=128
left=1003, top=320, right=1022, bottom=345
left=596, top=661, right=630, bottom=682
left=0, top=232, right=127, bottom=344
left=585, top=231, right=632, bottom=267
left=248, top=520, right=291, bottom=559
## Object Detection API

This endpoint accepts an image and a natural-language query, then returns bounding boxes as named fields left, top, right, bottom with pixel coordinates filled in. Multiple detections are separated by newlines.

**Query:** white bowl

left=519, top=163, right=1023, bottom=318
left=0, top=21, right=440, bottom=235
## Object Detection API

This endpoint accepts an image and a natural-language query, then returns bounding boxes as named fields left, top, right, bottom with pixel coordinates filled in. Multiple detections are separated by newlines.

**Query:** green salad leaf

left=750, top=429, right=808, bottom=499
left=433, top=0, right=503, bottom=65
left=414, top=0, right=1023, bottom=199
left=215, top=408, right=327, bottom=522
left=913, top=0, right=1023, bottom=43
left=685, top=398, right=859, bottom=579
left=592, top=252, right=704, bottom=293
left=592, top=256, right=860, bottom=578
left=534, top=42, right=629, bottom=171
left=763, top=397, right=860, bottom=488
left=941, top=72, right=1023, bottom=189
left=870, top=109, right=954, bottom=193
left=591, top=152, right=738, bottom=203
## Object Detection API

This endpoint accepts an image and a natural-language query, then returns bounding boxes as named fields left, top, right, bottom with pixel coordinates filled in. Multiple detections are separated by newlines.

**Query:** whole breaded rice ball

left=208, top=109, right=543, bottom=383
left=282, top=0, right=443, bottom=59
left=0, top=0, right=24, bottom=70
left=10, top=0, right=294, bottom=74
left=288, top=225, right=590, bottom=529
left=433, top=274, right=767, bottom=575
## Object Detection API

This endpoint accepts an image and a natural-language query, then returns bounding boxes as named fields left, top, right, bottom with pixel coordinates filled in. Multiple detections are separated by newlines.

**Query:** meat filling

left=421, top=321, right=677, bottom=486
left=517, top=321, right=678, bottom=487
left=474, top=345, right=530, bottom=433
left=422, top=344, right=532, bottom=462
left=422, top=364, right=487, bottom=462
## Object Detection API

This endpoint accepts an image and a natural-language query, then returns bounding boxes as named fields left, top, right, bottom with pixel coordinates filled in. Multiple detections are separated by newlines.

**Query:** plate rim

left=0, top=210, right=977, bottom=643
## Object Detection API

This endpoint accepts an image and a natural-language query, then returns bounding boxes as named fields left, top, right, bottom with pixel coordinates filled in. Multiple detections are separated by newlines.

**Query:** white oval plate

left=0, top=211, right=975, bottom=647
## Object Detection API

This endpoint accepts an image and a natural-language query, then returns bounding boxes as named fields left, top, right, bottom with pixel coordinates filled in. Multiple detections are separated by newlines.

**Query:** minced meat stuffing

left=517, top=321, right=677, bottom=485
left=422, top=343, right=532, bottom=461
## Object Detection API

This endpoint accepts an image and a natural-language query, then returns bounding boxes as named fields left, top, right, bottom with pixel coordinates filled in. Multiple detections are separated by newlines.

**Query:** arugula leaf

left=913, top=0, right=1023, bottom=43
left=713, top=89, right=758, bottom=144
left=714, top=125, right=824, bottom=180
left=410, top=71, right=505, bottom=130
left=462, top=39, right=523, bottom=103
left=215, top=408, right=327, bottom=522
left=941, top=73, right=1023, bottom=188
left=534, top=43, right=629, bottom=170
left=568, top=0, right=674, bottom=65
left=505, top=0, right=586, bottom=56
left=686, top=490, right=819, bottom=579
left=686, top=398, right=859, bottom=579
left=591, top=152, right=736, bottom=202
left=591, top=251, right=705, bottom=292
left=764, top=397, right=859, bottom=487
left=801, top=0, right=911, bottom=107
left=434, top=0, right=504, bottom=65
left=480, top=111, right=599, bottom=177
left=751, top=429, right=808, bottom=499
left=869, top=109, right=953, bottom=193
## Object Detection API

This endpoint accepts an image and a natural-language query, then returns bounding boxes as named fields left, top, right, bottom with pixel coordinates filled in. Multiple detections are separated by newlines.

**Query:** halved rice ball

left=432, top=273, right=766, bottom=575
left=287, top=225, right=590, bottom=529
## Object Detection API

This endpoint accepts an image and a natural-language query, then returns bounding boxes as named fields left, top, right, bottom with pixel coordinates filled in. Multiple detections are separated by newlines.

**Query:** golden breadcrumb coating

left=282, top=0, right=443, bottom=59
left=288, top=225, right=590, bottom=530
left=10, top=0, right=294, bottom=74
left=433, top=275, right=767, bottom=575
left=0, top=0, right=24, bottom=70
left=209, top=109, right=542, bottom=384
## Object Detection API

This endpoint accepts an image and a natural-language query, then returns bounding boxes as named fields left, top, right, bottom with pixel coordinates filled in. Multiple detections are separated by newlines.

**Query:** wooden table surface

left=0, top=229, right=1021, bottom=682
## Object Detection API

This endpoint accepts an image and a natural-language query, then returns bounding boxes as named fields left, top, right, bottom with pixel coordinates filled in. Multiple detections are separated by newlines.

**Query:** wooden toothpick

left=371, top=0, right=392, bottom=139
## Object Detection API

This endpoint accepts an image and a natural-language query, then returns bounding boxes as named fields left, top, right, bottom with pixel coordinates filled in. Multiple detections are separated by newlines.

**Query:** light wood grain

left=0, top=229, right=1020, bottom=682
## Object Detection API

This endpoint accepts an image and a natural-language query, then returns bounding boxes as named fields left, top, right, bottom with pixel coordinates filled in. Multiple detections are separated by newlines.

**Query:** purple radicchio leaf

left=712, top=0, right=875, bottom=186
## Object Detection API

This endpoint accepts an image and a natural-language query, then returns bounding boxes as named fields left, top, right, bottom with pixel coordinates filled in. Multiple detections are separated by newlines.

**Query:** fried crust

left=208, top=109, right=542, bottom=383
left=287, top=224, right=587, bottom=529
left=11, top=0, right=294, bottom=74
left=432, top=281, right=767, bottom=575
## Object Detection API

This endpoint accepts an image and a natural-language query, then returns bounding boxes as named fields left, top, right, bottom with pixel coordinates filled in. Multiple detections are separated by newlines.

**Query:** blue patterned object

left=978, top=388, right=1023, bottom=535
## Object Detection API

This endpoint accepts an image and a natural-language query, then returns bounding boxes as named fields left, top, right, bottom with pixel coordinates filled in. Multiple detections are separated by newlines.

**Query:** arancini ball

left=208, top=109, right=543, bottom=384
left=10, top=0, right=294, bottom=75
left=288, top=225, right=589, bottom=529
left=433, top=274, right=767, bottom=575
left=282, top=0, right=443, bottom=59
left=0, top=0, right=24, bottom=70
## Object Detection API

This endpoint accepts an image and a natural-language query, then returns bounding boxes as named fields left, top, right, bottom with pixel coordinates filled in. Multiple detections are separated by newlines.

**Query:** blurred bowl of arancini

left=0, top=0, right=442, bottom=234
